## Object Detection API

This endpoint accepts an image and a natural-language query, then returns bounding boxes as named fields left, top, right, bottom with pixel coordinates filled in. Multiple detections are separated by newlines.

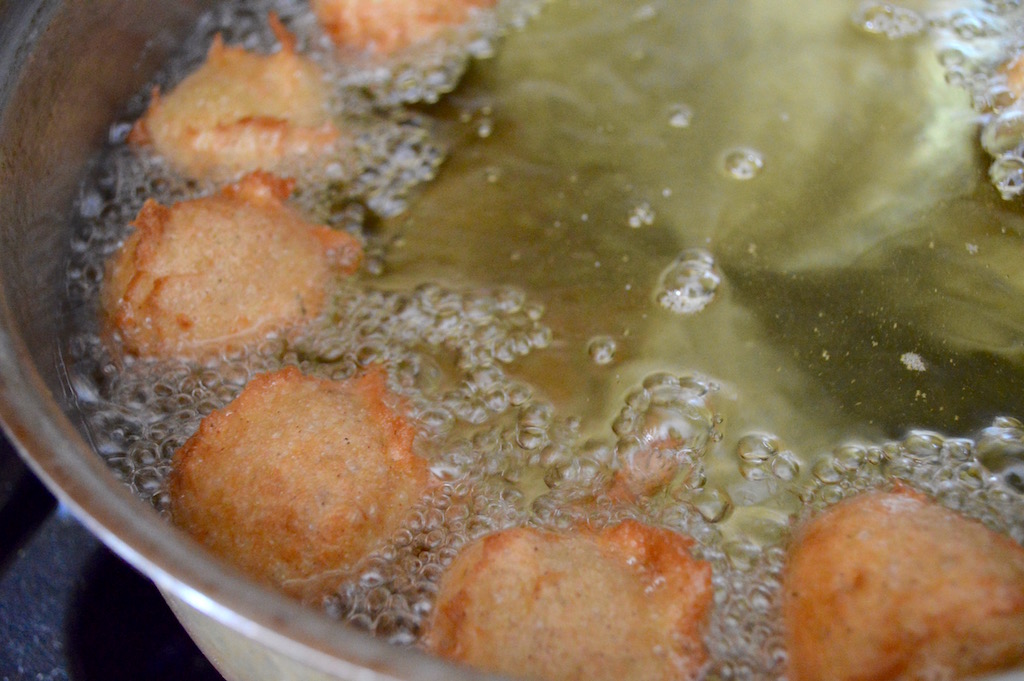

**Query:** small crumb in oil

left=901, top=352, right=927, bottom=372
left=628, top=202, right=655, bottom=228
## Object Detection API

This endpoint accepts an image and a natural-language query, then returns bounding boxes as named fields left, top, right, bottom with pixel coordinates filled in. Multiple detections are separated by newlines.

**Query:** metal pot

left=0, top=2, right=488, bottom=679
left=2, top=3, right=1024, bottom=681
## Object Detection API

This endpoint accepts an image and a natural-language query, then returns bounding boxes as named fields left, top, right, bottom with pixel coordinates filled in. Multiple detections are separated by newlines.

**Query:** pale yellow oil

left=62, top=0, right=1024, bottom=678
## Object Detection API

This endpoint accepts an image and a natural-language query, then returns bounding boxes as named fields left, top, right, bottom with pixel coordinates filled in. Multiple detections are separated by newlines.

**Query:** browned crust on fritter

left=130, top=14, right=340, bottom=180
left=101, top=171, right=362, bottom=358
left=423, top=520, right=713, bottom=681
left=1002, top=54, right=1024, bottom=101
left=782, top=487, right=1024, bottom=681
left=168, top=365, right=431, bottom=601
left=311, top=0, right=496, bottom=54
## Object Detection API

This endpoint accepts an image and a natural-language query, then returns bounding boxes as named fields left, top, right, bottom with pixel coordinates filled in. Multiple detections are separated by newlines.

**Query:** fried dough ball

left=1002, top=54, right=1024, bottom=102
left=102, top=172, right=361, bottom=358
left=311, top=0, right=496, bottom=54
left=129, top=15, right=340, bottom=181
left=423, top=521, right=713, bottom=681
left=168, top=365, right=432, bottom=601
left=782, top=487, right=1024, bottom=681
left=609, top=439, right=699, bottom=502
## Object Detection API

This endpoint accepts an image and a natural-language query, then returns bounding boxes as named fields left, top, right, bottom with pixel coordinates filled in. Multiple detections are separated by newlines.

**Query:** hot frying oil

left=62, top=0, right=1024, bottom=677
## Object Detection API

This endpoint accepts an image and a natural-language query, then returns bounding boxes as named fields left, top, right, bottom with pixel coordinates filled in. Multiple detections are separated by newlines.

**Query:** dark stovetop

left=0, top=432, right=223, bottom=681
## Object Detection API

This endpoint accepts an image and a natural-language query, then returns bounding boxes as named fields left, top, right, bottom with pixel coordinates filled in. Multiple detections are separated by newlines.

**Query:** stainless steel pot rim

left=1, top=2, right=1023, bottom=681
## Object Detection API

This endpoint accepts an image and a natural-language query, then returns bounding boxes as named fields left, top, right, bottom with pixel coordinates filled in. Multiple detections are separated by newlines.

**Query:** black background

left=0, top=432, right=223, bottom=681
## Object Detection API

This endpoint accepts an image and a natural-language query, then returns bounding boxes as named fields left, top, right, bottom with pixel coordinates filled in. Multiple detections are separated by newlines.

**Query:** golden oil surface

left=62, top=0, right=1024, bottom=677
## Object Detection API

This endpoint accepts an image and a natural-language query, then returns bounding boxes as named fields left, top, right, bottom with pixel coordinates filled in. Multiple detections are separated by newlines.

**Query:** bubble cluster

left=922, top=0, right=1024, bottom=199
left=791, top=426, right=1024, bottom=545
left=62, top=0, right=559, bottom=514
left=324, top=482, right=520, bottom=641
left=655, top=248, right=723, bottom=315
left=65, top=275, right=555, bottom=511
left=981, top=108, right=1024, bottom=155
left=698, top=418, right=1024, bottom=681
left=611, top=373, right=720, bottom=498
left=57, top=0, right=1024, bottom=675
left=187, top=0, right=545, bottom=109
left=702, top=545, right=788, bottom=681
left=976, top=416, right=1024, bottom=492
left=67, top=354, right=270, bottom=511
left=314, top=0, right=549, bottom=107
left=989, top=150, right=1024, bottom=199
left=736, top=433, right=801, bottom=483
left=340, top=111, right=448, bottom=218
left=627, top=201, right=655, bottom=228
left=980, top=102, right=1024, bottom=200
left=851, top=2, right=926, bottom=40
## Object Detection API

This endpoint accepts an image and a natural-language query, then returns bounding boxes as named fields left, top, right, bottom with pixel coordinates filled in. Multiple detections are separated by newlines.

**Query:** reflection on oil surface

left=64, top=0, right=1024, bottom=674
left=389, top=0, right=1024, bottom=451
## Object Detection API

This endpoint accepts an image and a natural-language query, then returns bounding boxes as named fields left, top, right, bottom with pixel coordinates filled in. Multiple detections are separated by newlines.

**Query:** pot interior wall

left=4, top=3, right=1024, bottom=681
left=0, top=0, right=209, bottom=399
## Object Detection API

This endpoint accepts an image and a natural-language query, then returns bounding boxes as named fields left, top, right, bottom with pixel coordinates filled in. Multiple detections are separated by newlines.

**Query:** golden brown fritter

left=311, top=0, right=496, bottom=54
left=129, top=15, right=340, bottom=181
left=782, top=487, right=1024, bottom=681
left=1002, top=54, right=1024, bottom=101
left=168, top=365, right=432, bottom=601
left=102, top=171, right=361, bottom=358
left=609, top=440, right=696, bottom=502
left=423, top=521, right=713, bottom=681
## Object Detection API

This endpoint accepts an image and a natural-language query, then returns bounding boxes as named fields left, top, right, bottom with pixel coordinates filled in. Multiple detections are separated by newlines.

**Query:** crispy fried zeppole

left=423, top=521, right=713, bottom=681
left=130, top=15, right=340, bottom=181
left=609, top=439, right=702, bottom=503
left=1001, top=53, right=1024, bottom=102
left=782, top=487, right=1024, bottom=681
left=169, top=365, right=432, bottom=601
left=311, top=0, right=496, bottom=54
left=101, top=172, right=361, bottom=358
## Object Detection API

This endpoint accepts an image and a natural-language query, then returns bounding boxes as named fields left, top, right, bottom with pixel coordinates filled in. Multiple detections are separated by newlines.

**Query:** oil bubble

left=901, top=431, right=945, bottom=463
left=976, top=417, right=1024, bottom=492
left=947, top=7, right=1002, bottom=39
left=721, top=147, right=764, bottom=180
left=692, top=487, right=733, bottom=523
left=737, top=434, right=779, bottom=463
left=989, top=152, right=1024, bottom=200
left=735, top=433, right=801, bottom=483
left=655, top=249, right=722, bottom=315
left=484, top=166, right=502, bottom=183
left=852, top=2, right=925, bottom=39
left=632, top=4, right=658, bottom=22
left=980, top=108, right=1024, bottom=155
left=811, top=456, right=844, bottom=484
left=771, top=451, right=801, bottom=481
left=627, top=201, right=655, bottom=228
left=611, top=373, right=719, bottom=496
left=587, top=336, right=618, bottom=365
left=668, top=104, right=693, bottom=129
